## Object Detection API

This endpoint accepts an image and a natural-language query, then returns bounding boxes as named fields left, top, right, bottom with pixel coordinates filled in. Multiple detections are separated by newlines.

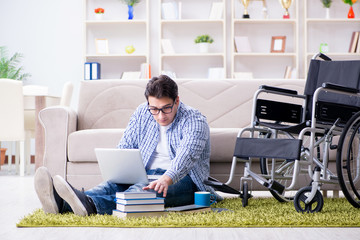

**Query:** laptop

left=95, top=148, right=157, bottom=185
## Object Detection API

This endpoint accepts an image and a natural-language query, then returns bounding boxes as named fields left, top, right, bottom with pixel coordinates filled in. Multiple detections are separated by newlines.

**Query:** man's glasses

left=148, top=102, right=175, bottom=115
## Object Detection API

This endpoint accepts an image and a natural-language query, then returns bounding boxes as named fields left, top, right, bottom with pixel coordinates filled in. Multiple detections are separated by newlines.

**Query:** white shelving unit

left=304, top=0, right=360, bottom=77
left=231, top=0, right=299, bottom=79
left=82, top=1, right=360, bottom=81
left=83, top=0, right=149, bottom=79
left=158, top=0, right=226, bottom=79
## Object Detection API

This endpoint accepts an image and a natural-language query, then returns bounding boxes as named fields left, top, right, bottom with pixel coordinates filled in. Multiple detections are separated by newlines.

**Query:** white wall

left=0, top=0, right=83, bottom=155
left=0, top=0, right=83, bottom=107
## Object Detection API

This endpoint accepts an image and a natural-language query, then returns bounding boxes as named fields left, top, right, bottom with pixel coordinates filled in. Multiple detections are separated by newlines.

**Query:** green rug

left=17, top=197, right=360, bottom=228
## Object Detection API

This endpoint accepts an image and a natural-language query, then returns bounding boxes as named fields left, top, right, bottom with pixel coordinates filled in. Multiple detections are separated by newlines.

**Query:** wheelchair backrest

left=304, top=59, right=360, bottom=124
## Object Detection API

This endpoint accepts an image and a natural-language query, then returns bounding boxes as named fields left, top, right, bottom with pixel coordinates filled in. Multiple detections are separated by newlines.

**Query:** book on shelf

left=290, top=68, right=297, bottom=79
left=284, top=66, right=292, bottom=79
left=161, top=39, right=175, bottom=54
left=116, top=197, right=164, bottom=205
left=84, top=63, right=91, bottom=80
left=140, top=63, right=151, bottom=79
left=161, top=71, right=177, bottom=79
left=209, top=2, right=223, bottom=19
left=121, top=71, right=141, bottom=80
left=116, top=202, right=165, bottom=212
left=115, top=191, right=157, bottom=199
left=178, top=2, right=182, bottom=20
left=234, top=36, right=252, bottom=53
left=208, top=67, right=225, bottom=80
left=161, top=2, right=179, bottom=20
left=349, top=31, right=360, bottom=53
left=84, top=62, right=101, bottom=80
left=233, top=72, right=253, bottom=79
left=283, top=66, right=297, bottom=79
left=112, top=209, right=167, bottom=218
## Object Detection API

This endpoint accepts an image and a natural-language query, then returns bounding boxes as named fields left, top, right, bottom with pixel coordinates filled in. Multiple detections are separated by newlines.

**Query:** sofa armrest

left=39, top=106, right=77, bottom=178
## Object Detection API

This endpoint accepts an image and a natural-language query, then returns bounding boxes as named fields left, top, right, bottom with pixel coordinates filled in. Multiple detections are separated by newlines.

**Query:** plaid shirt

left=117, top=101, right=212, bottom=192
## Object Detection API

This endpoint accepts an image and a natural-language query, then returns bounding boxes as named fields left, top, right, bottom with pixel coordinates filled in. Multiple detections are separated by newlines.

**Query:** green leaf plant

left=0, top=46, right=31, bottom=81
left=321, top=0, right=332, bottom=8
left=194, top=35, right=214, bottom=44
left=119, top=0, right=141, bottom=6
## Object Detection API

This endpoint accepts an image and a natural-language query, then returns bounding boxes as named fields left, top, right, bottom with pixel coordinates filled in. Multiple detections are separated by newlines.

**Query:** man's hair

left=145, top=75, right=178, bottom=101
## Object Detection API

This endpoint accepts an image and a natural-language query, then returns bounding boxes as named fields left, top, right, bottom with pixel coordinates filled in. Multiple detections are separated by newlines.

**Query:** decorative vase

left=325, top=8, right=330, bottom=19
left=95, top=14, right=104, bottom=20
left=348, top=6, right=355, bottom=19
left=198, top=43, right=209, bottom=53
left=0, top=148, right=7, bottom=168
left=128, top=5, right=134, bottom=20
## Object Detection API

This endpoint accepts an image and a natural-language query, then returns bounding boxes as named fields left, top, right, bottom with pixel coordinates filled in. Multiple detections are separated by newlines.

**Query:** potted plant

left=0, top=46, right=30, bottom=167
left=119, top=0, right=141, bottom=20
left=194, top=35, right=214, bottom=53
left=94, top=8, right=105, bottom=20
left=0, top=46, right=30, bottom=81
left=343, top=0, right=357, bottom=18
left=321, top=0, right=332, bottom=19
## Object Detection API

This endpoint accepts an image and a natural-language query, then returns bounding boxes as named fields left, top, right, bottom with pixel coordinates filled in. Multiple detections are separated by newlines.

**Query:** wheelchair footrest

left=204, top=177, right=241, bottom=195
left=264, top=180, right=285, bottom=196
left=245, top=169, right=285, bottom=196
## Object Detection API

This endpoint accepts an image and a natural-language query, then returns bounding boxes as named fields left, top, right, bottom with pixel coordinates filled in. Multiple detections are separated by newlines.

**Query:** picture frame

left=271, top=36, right=286, bottom=53
left=95, top=38, right=109, bottom=54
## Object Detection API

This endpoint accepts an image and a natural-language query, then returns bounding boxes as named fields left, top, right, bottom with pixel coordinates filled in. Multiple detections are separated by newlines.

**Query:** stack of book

left=112, top=192, right=165, bottom=218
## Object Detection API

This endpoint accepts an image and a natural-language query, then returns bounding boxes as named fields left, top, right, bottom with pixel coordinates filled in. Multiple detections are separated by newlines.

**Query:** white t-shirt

left=148, top=125, right=171, bottom=170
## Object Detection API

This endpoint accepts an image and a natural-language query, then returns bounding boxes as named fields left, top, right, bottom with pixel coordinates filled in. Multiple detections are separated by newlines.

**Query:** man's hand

left=143, top=175, right=173, bottom=197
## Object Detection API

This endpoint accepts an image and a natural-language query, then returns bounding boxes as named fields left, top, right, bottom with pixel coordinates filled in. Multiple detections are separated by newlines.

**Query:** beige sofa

left=40, top=79, right=310, bottom=191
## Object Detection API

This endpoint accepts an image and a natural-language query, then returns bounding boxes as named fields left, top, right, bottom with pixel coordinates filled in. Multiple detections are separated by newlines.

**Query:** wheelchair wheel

left=242, top=181, right=249, bottom=207
left=260, top=158, right=298, bottom=202
left=294, top=186, right=323, bottom=213
left=337, top=111, right=360, bottom=208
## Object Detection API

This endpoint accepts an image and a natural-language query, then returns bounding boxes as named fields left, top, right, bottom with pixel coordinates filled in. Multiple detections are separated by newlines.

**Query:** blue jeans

left=62, top=169, right=198, bottom=215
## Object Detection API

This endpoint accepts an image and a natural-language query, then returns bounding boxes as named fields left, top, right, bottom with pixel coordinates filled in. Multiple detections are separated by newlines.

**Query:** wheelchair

left=211, top=53, right=360, bottom=213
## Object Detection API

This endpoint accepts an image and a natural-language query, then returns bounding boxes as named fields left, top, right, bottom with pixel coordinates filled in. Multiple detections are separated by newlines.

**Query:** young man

left=34, top=75, right=220, bottom=216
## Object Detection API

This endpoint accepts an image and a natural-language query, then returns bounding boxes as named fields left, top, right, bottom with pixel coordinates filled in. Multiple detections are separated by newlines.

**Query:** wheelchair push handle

left=312, top=52, right=332, bottom=61
left=259, top=85, right=298, bottom=96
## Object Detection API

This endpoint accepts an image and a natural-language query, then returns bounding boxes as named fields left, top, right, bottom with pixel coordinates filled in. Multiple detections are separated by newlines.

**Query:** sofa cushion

left=77, top=81, right=147, bottom=130
left=68, top=129, right=124, bottom=163
left=77, top=79, right=306, bottom=130
left=210, top=128, right=239, bottom=163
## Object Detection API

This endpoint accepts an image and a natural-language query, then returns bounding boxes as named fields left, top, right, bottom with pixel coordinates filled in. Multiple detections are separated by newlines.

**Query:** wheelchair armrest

left=259, top=85, right=298, bottom=96
left=322, top=82, right=359, bottom=94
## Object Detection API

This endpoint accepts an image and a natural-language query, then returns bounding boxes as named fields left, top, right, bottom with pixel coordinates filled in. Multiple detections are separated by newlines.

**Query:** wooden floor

left=1, top=164, right=360, bottom=240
